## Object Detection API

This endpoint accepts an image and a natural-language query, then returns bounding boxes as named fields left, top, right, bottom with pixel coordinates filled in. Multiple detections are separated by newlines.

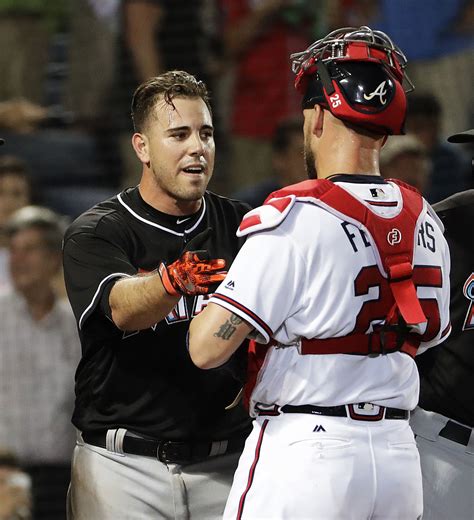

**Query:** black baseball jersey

left=416, top=190, right=474, bottom=427
left=63, top=187, right=253, bottom=440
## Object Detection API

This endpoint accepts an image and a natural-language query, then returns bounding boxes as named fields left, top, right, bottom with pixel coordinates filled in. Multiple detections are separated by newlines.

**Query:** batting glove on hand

left=158, top=228, right=227, bottom=296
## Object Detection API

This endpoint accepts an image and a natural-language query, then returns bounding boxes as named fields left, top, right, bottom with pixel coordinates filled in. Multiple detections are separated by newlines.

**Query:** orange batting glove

left=158, top=252, right=226, bottom=296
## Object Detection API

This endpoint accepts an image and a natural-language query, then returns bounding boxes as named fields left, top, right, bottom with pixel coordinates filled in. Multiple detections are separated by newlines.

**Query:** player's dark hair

left=272, top=117, right=303, bottom=153
left=131, top=70, right=212, bottom=132
left=5, top=206, right=69, bottom=251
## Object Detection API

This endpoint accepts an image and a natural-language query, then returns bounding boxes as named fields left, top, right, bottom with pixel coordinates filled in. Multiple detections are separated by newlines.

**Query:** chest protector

left=263, top=178, right=427, bottom=359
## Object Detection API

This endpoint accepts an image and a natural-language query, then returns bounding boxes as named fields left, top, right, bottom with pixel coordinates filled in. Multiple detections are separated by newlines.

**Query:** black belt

left=82, top=431, right=247, bottom=464
left=278, top=403, right=409, bottom=421
left=439, top=420, right=472, bottom=446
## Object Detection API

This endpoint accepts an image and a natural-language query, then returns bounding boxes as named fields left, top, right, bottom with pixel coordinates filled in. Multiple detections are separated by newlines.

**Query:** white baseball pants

left=224, top=413, right=423, bottom=519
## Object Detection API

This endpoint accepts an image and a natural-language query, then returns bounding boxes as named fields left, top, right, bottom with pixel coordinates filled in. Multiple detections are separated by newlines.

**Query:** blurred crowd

left=0, top=0, right=472, bottom=518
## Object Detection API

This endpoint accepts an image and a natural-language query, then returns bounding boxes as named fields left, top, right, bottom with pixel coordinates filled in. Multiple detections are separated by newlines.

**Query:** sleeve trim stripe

left=79, top=273, right=132, bottom=330
left=440, top=322, right=451, bottom=339
left=210, top=298, right=271, bottom=344
left=211, top=294, right=273, bottom=338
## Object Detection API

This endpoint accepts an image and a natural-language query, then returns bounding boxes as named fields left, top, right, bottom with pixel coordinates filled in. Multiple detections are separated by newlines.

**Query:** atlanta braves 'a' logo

left=363, top=81, right=388, bottom=105
left=462, top=273, right=474, bottom=331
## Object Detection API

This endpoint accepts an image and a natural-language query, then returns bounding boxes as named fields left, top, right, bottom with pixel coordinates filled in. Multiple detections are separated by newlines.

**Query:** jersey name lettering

left=341, top=222, right=371, bottom=252
left=417, top=221, right=436, bottom=252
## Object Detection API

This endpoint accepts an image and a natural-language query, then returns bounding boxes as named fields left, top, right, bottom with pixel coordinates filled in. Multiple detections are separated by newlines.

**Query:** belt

left=82, top=430, right=247, bottom=464
left=256, top=402, right=409, bottom=421
left=439, top=420, right=472, bottom=446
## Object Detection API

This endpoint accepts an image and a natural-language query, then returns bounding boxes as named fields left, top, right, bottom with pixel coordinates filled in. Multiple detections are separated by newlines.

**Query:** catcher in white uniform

left=189, top=26, right=451, bottom=520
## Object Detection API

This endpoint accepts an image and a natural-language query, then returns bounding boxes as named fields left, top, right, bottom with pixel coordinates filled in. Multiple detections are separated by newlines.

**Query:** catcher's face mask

left=291, top=26, right=413, bottom=135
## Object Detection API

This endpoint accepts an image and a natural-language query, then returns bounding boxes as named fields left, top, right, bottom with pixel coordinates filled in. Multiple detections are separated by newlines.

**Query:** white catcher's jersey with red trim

left=210, top=176, right=451, bottom=413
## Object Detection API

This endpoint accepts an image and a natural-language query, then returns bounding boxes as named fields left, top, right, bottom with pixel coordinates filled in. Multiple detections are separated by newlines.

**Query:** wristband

left=158, top=263, right=179, bottom=296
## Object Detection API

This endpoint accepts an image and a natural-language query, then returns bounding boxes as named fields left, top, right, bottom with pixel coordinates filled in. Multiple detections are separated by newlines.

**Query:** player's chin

left=180, top=174, right=210, bottom=195
left=176, top=183, right=208, bottom=201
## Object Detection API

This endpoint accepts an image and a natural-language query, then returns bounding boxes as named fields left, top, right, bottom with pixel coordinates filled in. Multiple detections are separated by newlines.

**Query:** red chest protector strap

left=266, top=178, right=426, bottom=358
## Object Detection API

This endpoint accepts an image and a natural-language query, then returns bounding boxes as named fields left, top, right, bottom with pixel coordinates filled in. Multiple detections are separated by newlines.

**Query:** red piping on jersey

left=212, top=294, right=273, bottom=339
left=236, top=419, right=269, bottom=520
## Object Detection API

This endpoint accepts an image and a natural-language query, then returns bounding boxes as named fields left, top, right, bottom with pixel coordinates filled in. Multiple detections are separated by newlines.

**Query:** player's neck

left=316, top=143, right=382, bottom=179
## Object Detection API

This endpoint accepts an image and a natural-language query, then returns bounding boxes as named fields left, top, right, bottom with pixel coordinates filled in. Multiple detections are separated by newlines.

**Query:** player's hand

left=158, top=228, right=227, bottom=296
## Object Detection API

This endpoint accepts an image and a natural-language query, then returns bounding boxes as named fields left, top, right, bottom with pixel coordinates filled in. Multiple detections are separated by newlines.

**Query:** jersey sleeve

left=63, top=229, right=136, bottom=329
left=210, top=225, right=306, bottom=344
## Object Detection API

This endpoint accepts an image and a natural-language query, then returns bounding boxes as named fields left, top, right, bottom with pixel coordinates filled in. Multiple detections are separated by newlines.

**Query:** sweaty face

left=141, top=97, right=215, bottom=206
left=9, top=228, right=60, bottom=294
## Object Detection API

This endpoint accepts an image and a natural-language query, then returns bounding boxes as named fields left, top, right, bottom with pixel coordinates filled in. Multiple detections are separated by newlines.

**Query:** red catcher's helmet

left=291, top=26, right=414, bottom=135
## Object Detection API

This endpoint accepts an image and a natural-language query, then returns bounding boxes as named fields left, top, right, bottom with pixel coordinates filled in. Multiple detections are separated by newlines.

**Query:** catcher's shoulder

left=237, top=194, right=296, bottom=237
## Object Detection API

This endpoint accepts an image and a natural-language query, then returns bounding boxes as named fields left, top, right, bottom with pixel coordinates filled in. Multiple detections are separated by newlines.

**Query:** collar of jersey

left=117, top=187, right=206, bottom=237
left=327, top=174, right=388, bottom=184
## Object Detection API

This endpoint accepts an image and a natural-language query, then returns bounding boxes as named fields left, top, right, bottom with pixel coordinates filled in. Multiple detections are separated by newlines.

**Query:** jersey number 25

left=354, top=265, right=442, bottom=342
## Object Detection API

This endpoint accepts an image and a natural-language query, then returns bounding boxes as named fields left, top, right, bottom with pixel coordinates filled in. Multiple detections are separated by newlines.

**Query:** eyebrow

left=166, top=124, right=214, bottom=133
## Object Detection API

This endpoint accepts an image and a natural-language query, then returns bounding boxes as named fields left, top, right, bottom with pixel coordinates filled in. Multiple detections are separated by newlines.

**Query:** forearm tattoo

left=213, top=313, right=243, bottom=340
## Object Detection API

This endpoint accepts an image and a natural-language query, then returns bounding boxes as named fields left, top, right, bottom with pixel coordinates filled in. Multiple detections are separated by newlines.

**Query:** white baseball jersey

left=210, top=176, right=451, bottom=413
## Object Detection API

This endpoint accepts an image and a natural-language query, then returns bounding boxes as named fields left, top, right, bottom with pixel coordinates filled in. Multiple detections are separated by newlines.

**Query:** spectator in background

left=232, top=116, right=306, bottom=207
left=0, top=449, right=32, bottom=520
left=220, top=0, right=320, bottom=194
left=327, top=0, right=379, bottom=29
left=0, top=206, right=80, bottom=520
left=0, top=0, right=67, bottom=105
left=65, top=0, right=119, bottom=130
left=0, top=97, right=116, bottom=219
left=372, top=0, right=474, bottom=137
left=380, top=134, right=430, bottom=195
left=406, top=93, right=471, bottom=203
left=0, top=155, right=34, bottom=291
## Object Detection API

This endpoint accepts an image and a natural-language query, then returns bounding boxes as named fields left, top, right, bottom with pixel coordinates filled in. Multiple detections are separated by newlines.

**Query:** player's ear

left=311, top=105, right=324, bottom=138
left=132, top=132, right=150, bottom=164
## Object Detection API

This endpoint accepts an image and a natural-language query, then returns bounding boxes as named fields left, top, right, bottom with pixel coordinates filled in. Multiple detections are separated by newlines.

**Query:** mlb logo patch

left=370, top=188, right=386, bottom=199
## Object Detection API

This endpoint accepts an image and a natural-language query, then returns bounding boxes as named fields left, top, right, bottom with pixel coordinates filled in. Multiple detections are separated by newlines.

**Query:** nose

left=189, top=133, right=205, bottom=156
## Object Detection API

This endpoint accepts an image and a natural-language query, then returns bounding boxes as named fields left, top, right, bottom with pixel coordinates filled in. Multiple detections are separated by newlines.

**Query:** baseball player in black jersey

left=411, top=128, right=474, bottom=520
left=63, top=71, right=252, bottom=519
